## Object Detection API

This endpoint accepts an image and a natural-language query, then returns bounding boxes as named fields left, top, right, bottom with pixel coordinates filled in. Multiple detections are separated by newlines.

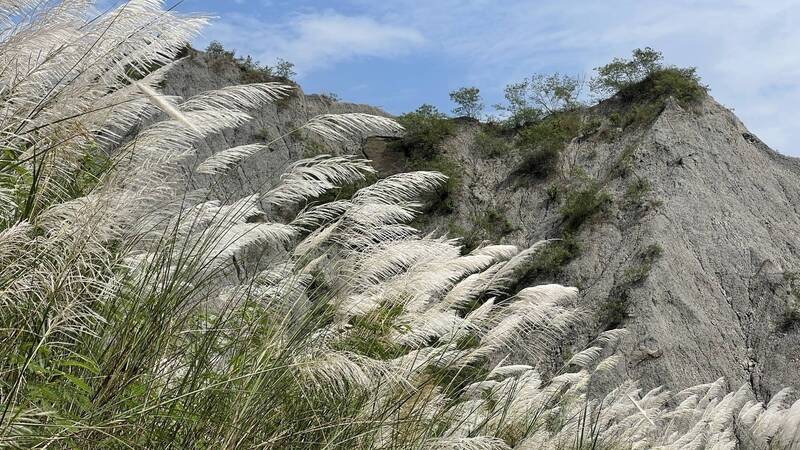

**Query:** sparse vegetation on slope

left=560, top=180, right=613, bottom=232
left=206, top=40, right=296, bottom=83
left=516, top=112, right=581, bottom=178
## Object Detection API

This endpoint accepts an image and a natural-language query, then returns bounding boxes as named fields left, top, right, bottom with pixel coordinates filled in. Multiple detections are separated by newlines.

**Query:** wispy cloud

left=350, top=0, right=800, bottom=153
left=200, top=11, right=424, bottom=74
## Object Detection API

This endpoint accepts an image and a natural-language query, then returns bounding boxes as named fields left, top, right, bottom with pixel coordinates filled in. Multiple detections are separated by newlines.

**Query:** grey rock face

left=157, top=50, right=388, bottom=207
left=161, top=51, right=799, bottom=399
left=427, top=97, right=800, bottom=399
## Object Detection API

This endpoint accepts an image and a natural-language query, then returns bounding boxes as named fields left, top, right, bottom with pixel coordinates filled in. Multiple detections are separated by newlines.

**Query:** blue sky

left=166, top=1, right=799, bottom=155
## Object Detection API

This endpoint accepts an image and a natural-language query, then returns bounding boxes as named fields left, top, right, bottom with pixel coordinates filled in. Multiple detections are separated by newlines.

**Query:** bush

left=560, top=181, right=612, bottom=231
left=516, top=112, right=580, bottom=177
left=473, top=129, right=511, bottom=158
left=477, top=208, right=515, bottom=238
left=525, top=234, right=582, bottom=281
left=206, top=40, right=230, bottom=57
left=448, top=209, right=515, bottom=253
left=600, top=245, right=662, bottom=327
left=273, top=58, right=296, bottom=80
left=592, top=47, right=707, bottom=109
left=396, top=104, right=455, bottom=160
left=415, top=154, right=463, bottom=213
left=600, top=291, right=631, bottom=329
left=625, top=244, right=662, bottom=282
left=545, top=183, right=561, bottom=202
left=623, top=177, right=652, bottom=208
left=617, top=67, right=707, bottom=107
left=778, top=305, right=800, bottom=332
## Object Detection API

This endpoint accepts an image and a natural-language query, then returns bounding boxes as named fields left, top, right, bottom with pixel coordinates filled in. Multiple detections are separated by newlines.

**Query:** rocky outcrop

left=161, top=50, right=800, bottom=400
left=423, top=96, right=800, bottom=399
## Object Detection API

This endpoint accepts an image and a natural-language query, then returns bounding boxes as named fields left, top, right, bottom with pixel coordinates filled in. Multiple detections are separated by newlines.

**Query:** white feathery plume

left=170, top=223, right=296, bottom=278
left=196, top=144, right=268, bottom=175
left=334, top=293, right=382, bottom=319
left=443, top=265, right=502, bottom=310
left=751, top=387, right=797, bottom=444
left=293, top=222, right=340, bottom=258
left=0, top=221, right=32, bottom=264
left=774, top=398, right=800, bottom=448
left=179, top=83, right=294, bottom=112
left=594, top=354, right=624, bottom=374
left=421, top=436, right=511, bottom=450
left=294, top=350, right=376, bottom=396
left=483, top=240, right=551, bottom=295
left=462, top=380, right=500, bottom=398
left=737, top=400, right=764, bottom=431
left=352, top=171, right=447, bottom=205
left=291, top=200, right=352, bottom=230
left=138, top=82, right=199, bottom=135
left=265, top=155, right=374, bottom=207
left=595, top=328, right=630, bottom=346
left=515, top=284, right=579, bottom=306
left=303, top=113, right=403, bottom=142
left=463, top=297, right=496, bottom=330
left=566, top=346, right=604, bottom=369
left=488, top=364, right=534, bottom=380
left=469, top=244, right=520, bottom=260
left=391, top=309, right=464, bottom=348
left=626, top=392, right=657, bottom=427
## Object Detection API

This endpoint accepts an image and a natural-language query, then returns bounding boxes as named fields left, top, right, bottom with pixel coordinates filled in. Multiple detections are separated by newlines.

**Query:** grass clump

left=600, top=292, right=631, bottom=330
left=473, top=128, right=511, bottom=158
left=560, top=180, right=612, bottom=232
left=413, top=154, right=463, bottom=213
left=526, top=234, right=582, bottom=282
left=623, top=177, right=653, bottom=208
left=612, top=144, right=637, bottom=178
left=601, top=244, right=663, bottom=327
left=777, top=305, right=800, bottom=332
left=623, top=244, right=663, bottom=284
left=446, top=208, right=515, bottom=253
left=395, top=104, right=455, bottom=160
left=332, top=305, right=406, bottom=359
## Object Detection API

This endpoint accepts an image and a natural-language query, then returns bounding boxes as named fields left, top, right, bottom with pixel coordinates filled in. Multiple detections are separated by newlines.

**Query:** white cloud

left=201, top=12, right=424, bottom=74
left=198, top=1, right=800, bottom=154
left=351, top=0, right=800, bottom=154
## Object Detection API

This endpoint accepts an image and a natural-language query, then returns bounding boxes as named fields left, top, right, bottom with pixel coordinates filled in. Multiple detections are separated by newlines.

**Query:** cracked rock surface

left=421, top=97, right=800, bottom=398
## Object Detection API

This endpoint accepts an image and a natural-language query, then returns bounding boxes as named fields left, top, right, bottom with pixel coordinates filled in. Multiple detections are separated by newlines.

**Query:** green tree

left=274, top=58, right=296, bottom=80
left=590, top=47, right=664, bottom=97
left=449, top=86, right=484, bottom=119
left=205, top=40, right=226, bottom=55
left=495, top=73, right=582, bottom=127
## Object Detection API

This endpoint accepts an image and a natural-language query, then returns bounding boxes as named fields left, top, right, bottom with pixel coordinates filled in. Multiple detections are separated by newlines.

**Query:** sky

left=163, top=0, right=799, bottom=155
